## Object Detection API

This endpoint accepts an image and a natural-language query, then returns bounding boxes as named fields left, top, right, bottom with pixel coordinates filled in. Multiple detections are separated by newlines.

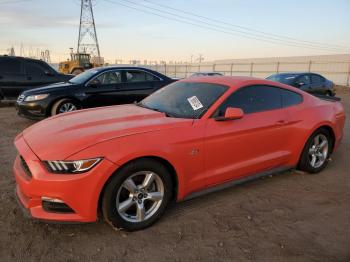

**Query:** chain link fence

left=139, top=61, right=350, bottom=87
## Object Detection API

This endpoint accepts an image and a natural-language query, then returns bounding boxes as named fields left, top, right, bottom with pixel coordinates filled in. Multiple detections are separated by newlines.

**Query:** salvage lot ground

left=0, top=91, right=349, bottom=262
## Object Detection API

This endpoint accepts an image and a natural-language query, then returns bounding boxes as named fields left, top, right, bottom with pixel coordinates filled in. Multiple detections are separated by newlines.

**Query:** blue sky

left=0, top=0, right=349, bottom=63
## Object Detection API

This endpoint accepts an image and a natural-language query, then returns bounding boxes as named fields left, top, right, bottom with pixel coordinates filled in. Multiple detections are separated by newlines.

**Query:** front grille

left=17, top=95, right=25, bottom=103
left=20, top=156, right=32, bottom=178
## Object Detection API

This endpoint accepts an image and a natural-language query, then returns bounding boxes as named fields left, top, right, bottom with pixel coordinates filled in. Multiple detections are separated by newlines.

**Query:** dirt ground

left=0, top=92, right=349, bottom=262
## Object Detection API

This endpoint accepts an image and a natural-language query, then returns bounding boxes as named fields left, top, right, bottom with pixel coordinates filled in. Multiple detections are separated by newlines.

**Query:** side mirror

left=87, top=82, right=98, bottom=88
left=87, top=79, right=100, bottom=88
left=215, top=107, right=244, bottom=121
left=45, top=71, right=55, bottom=76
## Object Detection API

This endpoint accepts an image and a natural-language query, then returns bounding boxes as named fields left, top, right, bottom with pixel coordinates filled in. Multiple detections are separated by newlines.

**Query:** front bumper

left=15, top=100, right=48, bottom=120
left=13, top=134, right=119, bottom=222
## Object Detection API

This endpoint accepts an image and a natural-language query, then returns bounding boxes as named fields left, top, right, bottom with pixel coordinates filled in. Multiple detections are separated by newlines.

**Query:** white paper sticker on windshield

left=187, top=96, right=203, bottom=110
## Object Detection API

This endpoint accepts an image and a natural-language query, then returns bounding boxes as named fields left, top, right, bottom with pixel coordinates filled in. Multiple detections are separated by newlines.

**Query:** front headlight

left=24, top=94, right=49, bottom=102
left=44, top=158, right=102, bottom=174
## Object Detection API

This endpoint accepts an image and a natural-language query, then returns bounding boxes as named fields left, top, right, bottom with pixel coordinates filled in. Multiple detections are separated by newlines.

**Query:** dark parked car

left=16, top=66, right=176, bottom=119
left=266, top=72, right=335, bottom=96
left=0, top=56, right=73, bottom=101
left=190, top=72, right=223, bottom=78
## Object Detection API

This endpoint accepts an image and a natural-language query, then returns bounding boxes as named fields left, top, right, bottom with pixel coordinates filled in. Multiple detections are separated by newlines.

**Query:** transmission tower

left=77, top=0, right=101, bottom=60
left=40, top=50, right=51, bottom=63
left=9, top=46, right=15, bottom=56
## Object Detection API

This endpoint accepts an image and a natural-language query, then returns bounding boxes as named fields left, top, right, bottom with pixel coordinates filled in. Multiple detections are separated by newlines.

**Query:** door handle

left=27, top=76, right=32, bottom=80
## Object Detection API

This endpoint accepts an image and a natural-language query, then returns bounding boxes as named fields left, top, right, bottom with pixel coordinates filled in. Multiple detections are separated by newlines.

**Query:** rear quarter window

left=0, top=58, right=22, bottom=74
left=281, top=89, right=303, bottom=108
left=311, top=75, right=324, bottom=84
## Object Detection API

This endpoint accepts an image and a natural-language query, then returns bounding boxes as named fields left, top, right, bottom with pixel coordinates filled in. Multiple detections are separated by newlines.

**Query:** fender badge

left=190, top=148, right=199, bottom=156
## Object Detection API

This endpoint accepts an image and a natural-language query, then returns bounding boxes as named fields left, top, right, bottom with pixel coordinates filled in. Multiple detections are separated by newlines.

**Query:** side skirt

left=183, top=166, right=293, bottom=201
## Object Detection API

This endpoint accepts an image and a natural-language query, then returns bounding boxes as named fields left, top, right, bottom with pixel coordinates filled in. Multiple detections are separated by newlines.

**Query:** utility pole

left=197, top=54, right=204, bottom=63
left=20, top=43, right=24, bottom=57
left=77, top=0, right=101, bottom=61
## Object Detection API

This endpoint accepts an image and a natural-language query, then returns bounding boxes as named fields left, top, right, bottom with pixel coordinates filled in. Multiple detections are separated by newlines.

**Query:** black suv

left=266, top=72, right=335, bottom=96
left=0, top=56, right=73, bottom=101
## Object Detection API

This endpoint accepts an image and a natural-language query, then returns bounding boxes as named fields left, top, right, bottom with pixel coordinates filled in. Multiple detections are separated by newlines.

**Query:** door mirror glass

left=87, top=79, right=100, bottom=88
left=216, top=107, right=244, bottom=121
left=44, top=70, right=55, bottom=76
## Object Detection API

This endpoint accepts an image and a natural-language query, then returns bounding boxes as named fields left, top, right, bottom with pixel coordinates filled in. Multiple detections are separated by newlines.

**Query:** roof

left=269, top=72, right=311, bottom=76
left=179, top=75, right=303, bottom=94
left=181, top=76, right=262, bottom=86
left=0, top=55, right=48, bottom=63
left=93, top=66, right=154, bottom=71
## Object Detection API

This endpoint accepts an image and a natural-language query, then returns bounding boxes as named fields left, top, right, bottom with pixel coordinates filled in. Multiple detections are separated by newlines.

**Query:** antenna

left=77, top=0, right=101, bottom=60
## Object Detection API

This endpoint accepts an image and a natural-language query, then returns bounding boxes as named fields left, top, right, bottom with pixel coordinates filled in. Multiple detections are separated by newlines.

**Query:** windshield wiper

left=136, top=102, right=177, bottom=118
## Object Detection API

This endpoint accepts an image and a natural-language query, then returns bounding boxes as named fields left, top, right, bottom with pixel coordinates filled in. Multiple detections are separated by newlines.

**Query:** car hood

left=22, top=104, right=193, bottom=160
left=22, top=82, right=78, bottom=95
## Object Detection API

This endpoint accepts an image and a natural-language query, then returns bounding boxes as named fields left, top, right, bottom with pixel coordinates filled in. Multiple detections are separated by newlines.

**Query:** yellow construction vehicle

left=58, top=52, right=102, bottom=75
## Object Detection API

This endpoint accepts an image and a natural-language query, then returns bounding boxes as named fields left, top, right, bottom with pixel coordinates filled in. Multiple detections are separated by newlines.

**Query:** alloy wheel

left=59, top=103, right=77, bottom=113
left=308, top=134, right=329, bottom=168
left=116, top=171, right=164, bottom=223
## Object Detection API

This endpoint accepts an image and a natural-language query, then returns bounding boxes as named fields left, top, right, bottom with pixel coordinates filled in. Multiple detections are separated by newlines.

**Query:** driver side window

left=125, top=70, right=159, bottom=82
left=216, top=85, right=282, bottom=116
left=90, top=70, right=122, bottom=85
left=296, top=75, right=310, bottom=85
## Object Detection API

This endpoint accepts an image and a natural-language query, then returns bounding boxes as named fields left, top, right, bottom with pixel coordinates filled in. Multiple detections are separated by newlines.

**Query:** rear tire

left=102, top=159, right=173, bottom=231
left=298, top=128, right=333, bottom=173
left=50, top=98, right=81, bottom=116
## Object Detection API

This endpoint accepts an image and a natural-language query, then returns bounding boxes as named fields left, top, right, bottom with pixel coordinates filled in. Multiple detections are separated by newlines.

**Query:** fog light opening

left=41, top=197, right=75, bottom=213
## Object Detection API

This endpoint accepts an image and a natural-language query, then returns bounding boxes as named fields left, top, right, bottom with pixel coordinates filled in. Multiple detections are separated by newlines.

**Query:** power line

left=103, top=0, right=350, bottom=53
left=108, top=0, right=349, bottom=52
left=0, top=0, right=33, bottom=5
left=122, top=0, right=349, bottom=52
left=143, top=0, right=349, bottom=51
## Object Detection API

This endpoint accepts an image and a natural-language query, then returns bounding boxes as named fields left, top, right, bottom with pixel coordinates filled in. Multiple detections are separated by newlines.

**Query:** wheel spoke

left=142, top=172, right=156, bottom=189
left=309, top=147, right=315, bottom=155
left=147, top=192, right=163, bottom=202
left=136, top=202, right=145, bottom=222
left=310, top=155, right=317, bottom=166
left=314, top=135, right=320, bottom=146
left=317, top=152, right=325, bottom=162
left=123, top=178, right=137, bottom=193
left=319, top=140, right=327, bottom=149
left=118, top=198, right=134, bottom=213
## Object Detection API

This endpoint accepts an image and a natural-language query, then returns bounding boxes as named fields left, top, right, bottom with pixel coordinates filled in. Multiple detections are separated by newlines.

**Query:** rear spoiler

left=313, top=94, right=341, bottom=102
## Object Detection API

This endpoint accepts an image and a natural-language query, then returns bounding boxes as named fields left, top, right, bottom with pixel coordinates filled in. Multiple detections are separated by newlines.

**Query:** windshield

left=267, top=74, right=298, bottom=85
left=69, top=69, right=99, bottom=84
left=139, top=82, right=228, bottom=119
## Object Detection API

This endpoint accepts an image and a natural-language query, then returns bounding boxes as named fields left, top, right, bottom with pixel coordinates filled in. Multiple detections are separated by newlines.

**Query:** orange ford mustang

left=13, top=76, right=345, bottom=231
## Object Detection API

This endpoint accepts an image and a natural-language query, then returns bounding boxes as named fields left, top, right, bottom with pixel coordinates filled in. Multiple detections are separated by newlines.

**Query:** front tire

left=50, top=98, right=80, bottom=116
left=102, top=159, right=173, bottom=231
left=326, top=91, right=333, bottom=96
left=298, top=128, right=332, bottom=173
